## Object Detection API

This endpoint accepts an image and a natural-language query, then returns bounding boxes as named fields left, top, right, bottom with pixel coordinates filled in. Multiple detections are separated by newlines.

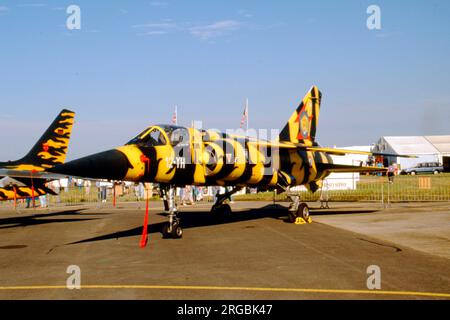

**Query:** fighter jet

left=0, top=109, right=75, bottom=202
left=48, top=87, right=408, bottom=238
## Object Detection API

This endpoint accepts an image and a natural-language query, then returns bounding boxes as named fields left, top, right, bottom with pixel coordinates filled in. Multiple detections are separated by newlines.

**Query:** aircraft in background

left=47, top=86, right=413, bottom=239
left=0, top=109, right=75, bottom=202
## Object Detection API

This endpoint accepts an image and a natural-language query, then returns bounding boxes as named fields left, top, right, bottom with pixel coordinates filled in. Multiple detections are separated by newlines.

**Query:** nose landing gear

left=160, top=185, right=183, bottom=239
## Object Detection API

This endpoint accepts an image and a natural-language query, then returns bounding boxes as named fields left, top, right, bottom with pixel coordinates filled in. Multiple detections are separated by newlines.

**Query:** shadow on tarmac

left=66, top=204, right=380, bottom=245
left=0, top=209, right=99, bottom=230
left=68, top=204, right=288, bottom=245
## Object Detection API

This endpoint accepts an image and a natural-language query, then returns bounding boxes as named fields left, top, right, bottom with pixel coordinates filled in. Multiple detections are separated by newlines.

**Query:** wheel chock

left=294, top=217, right=313, bottom=225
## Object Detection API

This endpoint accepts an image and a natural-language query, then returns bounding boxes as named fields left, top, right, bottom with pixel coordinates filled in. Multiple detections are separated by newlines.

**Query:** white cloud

left=17, top=3, right=47, bottom=7
left=150, top=1, right=168, bottom=7
left=189, top=20, right=242, bottom=40
left=141, top=30, right=167, bottom=36
left=133, top=19, right=243, bottom=40
left=132, top=22, right=177, bottom=29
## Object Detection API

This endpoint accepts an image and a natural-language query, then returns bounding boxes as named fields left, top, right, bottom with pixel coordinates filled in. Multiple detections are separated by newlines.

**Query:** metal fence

left=299, top=173, right=450, bottom=203
left=1, top=174, right=449, bottom=209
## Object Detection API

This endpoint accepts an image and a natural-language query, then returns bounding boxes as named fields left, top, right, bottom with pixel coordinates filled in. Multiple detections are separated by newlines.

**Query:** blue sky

left=0, top=0, right=449, bottom=161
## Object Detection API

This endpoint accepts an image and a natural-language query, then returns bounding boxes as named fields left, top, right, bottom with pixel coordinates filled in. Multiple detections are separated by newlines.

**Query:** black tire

left=297, top=203, right=310, bottom=221
left=162, top=223, right=171, bottom=238
left=410, top=171, right=416, bottom=175
left=211, top=204, right=232, bottom=218
left=288, top=212, right=296, bottom=223
left=221, top=204, right=232, bottom=215
left=172, top=224, right=183, bottom=239
left=211, top=205, right=220, bottom=214
left=433, top=170, right=439, bottom=175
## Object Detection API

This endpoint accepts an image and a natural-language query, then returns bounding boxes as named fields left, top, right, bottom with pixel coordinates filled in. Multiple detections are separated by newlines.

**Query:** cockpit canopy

left=126, top=125, right=190, bottom=147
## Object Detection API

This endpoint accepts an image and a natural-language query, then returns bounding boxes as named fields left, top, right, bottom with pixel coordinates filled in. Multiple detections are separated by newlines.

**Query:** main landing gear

left=160, top=185, right=183, bottom=239
left=285, top=187, right=311, bottom=224
left=210, top=187, right=241, bottom=217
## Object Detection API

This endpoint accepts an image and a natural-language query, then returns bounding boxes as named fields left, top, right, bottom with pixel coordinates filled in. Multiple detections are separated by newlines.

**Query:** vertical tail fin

left=14, top=109, right=75, bottom=170
left=279, top=86, right=321, bottom=145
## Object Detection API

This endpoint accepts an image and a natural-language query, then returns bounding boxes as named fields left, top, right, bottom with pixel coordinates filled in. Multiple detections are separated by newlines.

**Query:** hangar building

left=372, top=135, right=450, bottom=171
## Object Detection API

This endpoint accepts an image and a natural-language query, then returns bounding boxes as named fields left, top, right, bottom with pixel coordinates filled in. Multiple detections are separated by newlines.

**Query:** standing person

left=39, top=195, right=47, bottom=208
left=100, top=182, right=108, bottom=202
left=377, top=162, right=383, bottom=177
left=393, top=162, right=399, bottom=176
left=96, top=181, right=101, bottom=201
left=25, top=197, right=32, bottom=208
left=387, top=164, right=395, bottom=184
left=138, top=183, right=145, bottom=200
left=76, top=179, right=83, bottom=191
left=84, top=180, right=91, bottom=196
left=196, top=186, right=204, bottom=202
left=182, top=186, right=193, bottom=205
left=134, top=183, right=140, bottom=200
left=179, top=187, right=184, bottom=204
left=192, top=186, right=198, bottom=202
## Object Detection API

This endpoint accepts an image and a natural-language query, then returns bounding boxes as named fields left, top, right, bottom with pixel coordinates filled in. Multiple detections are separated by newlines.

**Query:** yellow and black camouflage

left=0, top=109, right=75, bottom=200
left=48, top=87, right=386, bottom=193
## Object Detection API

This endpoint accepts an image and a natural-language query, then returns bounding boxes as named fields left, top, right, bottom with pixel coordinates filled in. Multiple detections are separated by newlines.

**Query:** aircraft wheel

left=288, top=212, right=297, bottom=223
left=212, top=204, right=232, bottom=220
left=162, top=223, right=172, bottom=238
left=297, top=203, right=310, bottom=221
left=221, top=204, right=232, bottom=215
left=172, top=223, right=183, bottom=239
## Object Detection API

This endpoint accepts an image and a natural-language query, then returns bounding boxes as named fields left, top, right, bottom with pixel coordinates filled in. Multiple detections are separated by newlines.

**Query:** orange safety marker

left=139, top=155, right=150, bottom=248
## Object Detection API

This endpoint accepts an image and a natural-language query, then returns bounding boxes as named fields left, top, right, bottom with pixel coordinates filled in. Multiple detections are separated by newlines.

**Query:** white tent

left=372, top=135, right=450, bottom=170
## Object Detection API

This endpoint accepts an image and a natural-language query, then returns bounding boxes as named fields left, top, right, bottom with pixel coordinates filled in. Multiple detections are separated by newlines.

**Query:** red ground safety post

left=139, top=155, right=150, bottom=248
left=139, top=193, right=149, bottom=248
left=30, top=170, right=36, bottom=208
left=113, top=182, right=116, bottom=208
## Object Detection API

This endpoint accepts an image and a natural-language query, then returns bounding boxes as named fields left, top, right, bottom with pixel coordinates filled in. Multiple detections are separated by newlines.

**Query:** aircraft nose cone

left=49, top=149, right=130, bottom=180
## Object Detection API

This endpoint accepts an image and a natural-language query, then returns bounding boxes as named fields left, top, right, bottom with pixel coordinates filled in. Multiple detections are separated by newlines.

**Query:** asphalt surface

left=0, top=200, right=449, bottom=300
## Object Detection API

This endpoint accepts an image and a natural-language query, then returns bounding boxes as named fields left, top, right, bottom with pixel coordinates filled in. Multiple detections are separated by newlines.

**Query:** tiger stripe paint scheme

left=0, top=109, right=75, bottom=201
left=0, top=183, right=56, bottom=201
left=48, top=87, right=385, bottom=193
